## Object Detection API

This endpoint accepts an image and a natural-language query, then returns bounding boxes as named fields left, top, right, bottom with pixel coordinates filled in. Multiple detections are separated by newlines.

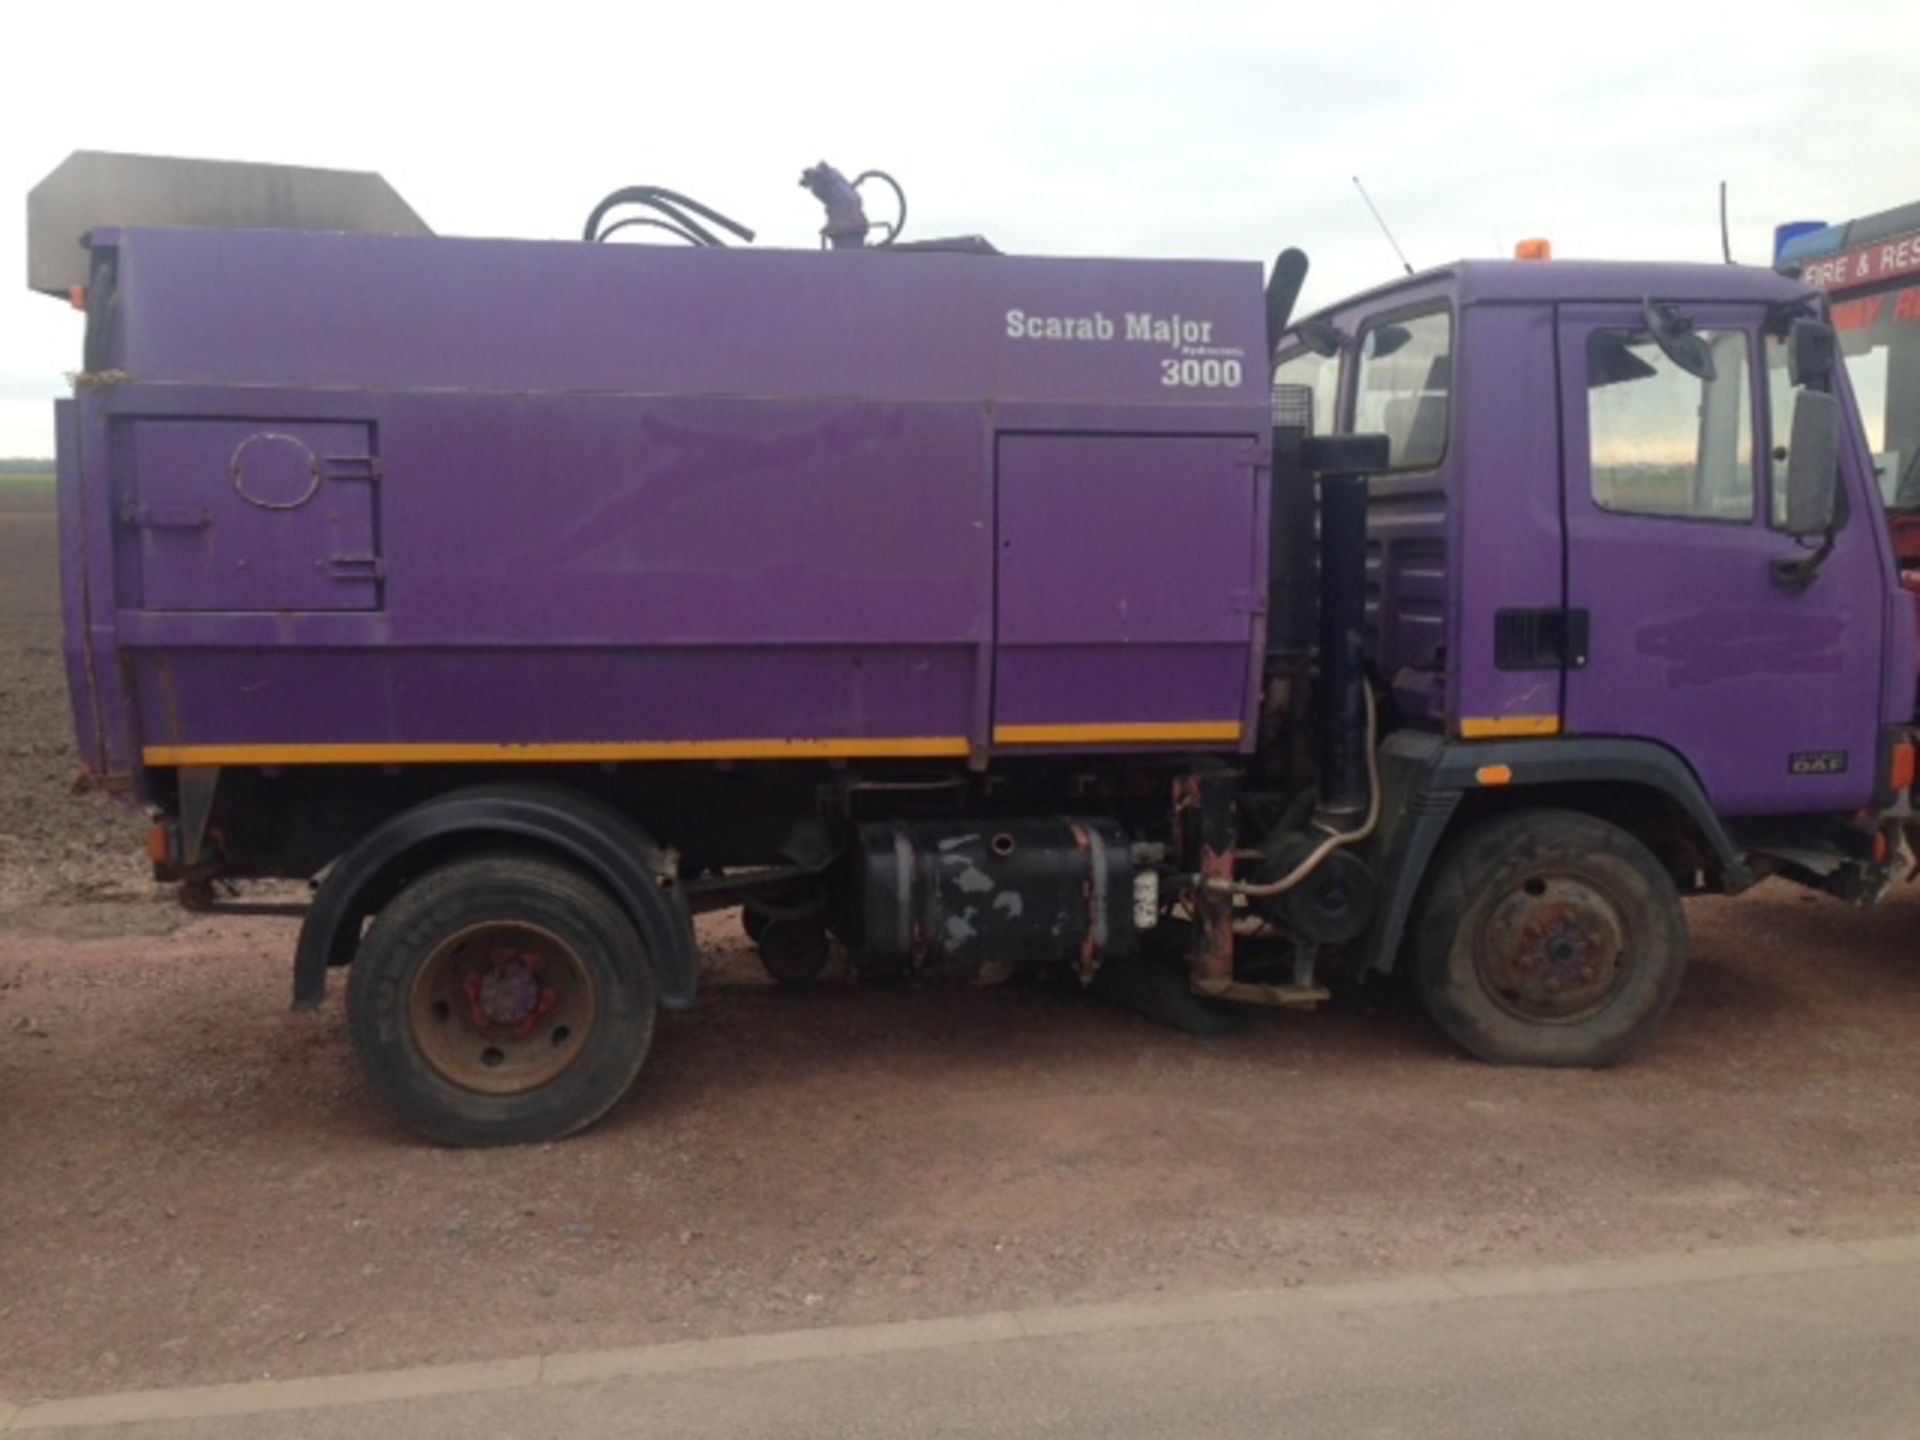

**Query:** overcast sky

left=4, top=0, right=1916, bottom=456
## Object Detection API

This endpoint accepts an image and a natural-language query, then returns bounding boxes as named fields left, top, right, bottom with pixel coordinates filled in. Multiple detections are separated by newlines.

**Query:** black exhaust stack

left=1301, top=434, right=1389, bottom=819
left=1260, top=247, right=1386, bottom=816
left=1262, top=250, right=1318, bottom=780
left=1264, top=248, right=1309, bottom=357
left=1262, top=245, right=1314, bottom=671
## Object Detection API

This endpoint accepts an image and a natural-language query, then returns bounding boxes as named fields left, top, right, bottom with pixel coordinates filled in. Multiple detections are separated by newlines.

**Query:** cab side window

left=1354, top=312, right=1451, bottom=471
left=1587, top=329, right=1755, bottom=521
left=1272, top=347, right=1339, bottom=438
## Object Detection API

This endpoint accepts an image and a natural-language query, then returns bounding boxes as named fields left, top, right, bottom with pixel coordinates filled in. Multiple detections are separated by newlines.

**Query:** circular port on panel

left=229, top=432, right=322, bottom=510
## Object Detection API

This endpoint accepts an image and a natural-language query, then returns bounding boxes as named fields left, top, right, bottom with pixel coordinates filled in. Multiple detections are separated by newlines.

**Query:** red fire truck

left=1779, top=205, right=1920, bottom=550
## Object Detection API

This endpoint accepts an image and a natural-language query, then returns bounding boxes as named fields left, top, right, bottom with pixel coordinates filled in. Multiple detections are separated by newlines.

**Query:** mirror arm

left=1764, top=297, right=1822, bottom=339
left=1772, top=527, right=1837, bottom=594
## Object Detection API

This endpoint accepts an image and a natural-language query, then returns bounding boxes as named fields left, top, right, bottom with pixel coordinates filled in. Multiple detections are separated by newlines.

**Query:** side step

left=1192, top=948, right=1329, bottom=1009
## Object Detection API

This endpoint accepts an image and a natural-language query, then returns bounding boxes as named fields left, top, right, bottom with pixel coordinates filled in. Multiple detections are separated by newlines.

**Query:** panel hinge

left=119, top=503, right=211, bottom=530
left=326, top=554, right=384, bottom=580
left=322, top=455, right=382, bottom=484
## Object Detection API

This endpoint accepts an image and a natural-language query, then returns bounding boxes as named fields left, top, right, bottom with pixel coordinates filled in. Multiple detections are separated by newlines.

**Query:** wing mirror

left=1296, top=318, right=1347, bottom=358
left=1366, top=323, right=1412, bottom=359
left=1587, top=332, right=1659, bottom=389
left=1782, top=389, right=1840, bottom=538
left=1641, top=298, right=1716, bottom=382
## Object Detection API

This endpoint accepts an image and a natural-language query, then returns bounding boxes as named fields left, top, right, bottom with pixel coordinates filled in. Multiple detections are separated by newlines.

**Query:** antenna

left=1352, top=175, right=1414, bottom=276
left=1719, top=180, right=1735, bottom=265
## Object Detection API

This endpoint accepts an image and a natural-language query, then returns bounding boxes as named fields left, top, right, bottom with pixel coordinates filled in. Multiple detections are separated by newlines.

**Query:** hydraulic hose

left=852, top=169, right=907, bottom=245
left=582, top=186, right=756, bottom=245
left=1204, top=685, right=1381, bottom=900
left=596, top=216, right=706, bottom=246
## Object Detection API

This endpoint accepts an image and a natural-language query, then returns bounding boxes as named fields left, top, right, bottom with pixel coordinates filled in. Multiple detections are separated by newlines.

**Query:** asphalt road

left=14, top=1236, right=1918, bottom=1439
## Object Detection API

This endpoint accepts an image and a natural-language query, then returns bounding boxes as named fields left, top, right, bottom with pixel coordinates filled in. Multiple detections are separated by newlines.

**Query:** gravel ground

left=0, top=487, right=159, bottom=920
left=3, top=485, right=1919, bottom=1404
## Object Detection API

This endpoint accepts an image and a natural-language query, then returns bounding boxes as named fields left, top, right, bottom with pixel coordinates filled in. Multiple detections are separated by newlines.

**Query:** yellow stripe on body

left=142, top=736, right=974, bottom=767
left=1458, top=714, right=1561, bottom=739
left=992, top=721, right=1244, bottom=746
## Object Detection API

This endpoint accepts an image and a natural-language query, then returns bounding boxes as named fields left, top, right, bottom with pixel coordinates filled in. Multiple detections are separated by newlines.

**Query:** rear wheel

left=347, top=854, right=656, bottom=1145
left=1413, top=809, right=1685, bottom=1067
left=757, top=916, right=831, bottom=984
left=741, top=904, right=772, bottom=944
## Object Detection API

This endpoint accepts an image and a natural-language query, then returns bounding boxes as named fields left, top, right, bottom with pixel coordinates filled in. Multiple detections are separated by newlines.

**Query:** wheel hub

left=1476, top=876, right=1628, bottom=1023
left=464, top=948, right=554, bottom=1033
left=408, top=921, right=597, bottom=1095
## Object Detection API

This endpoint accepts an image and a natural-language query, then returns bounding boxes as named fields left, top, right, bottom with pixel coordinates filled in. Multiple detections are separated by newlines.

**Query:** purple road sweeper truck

left=25, top=152, right=1918, bottom=1144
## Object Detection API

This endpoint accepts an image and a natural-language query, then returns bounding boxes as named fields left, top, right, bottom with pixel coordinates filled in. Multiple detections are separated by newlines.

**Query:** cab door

left=1558, top=305, right=1886, bottom=816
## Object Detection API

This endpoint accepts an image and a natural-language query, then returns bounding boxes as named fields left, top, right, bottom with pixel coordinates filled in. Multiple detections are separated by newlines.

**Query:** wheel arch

left=293, top=783, right=696, bottom=1012
left=1358, top=733, right=1751, bottom=977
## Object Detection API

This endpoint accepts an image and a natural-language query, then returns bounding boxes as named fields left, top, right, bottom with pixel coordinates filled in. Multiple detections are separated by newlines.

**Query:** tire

left=1088, top=922, right=1242, bottom=1037
left=741, top=904, right=772, bottom=944
left=347, top=854, right=656, bottom=1146
left=756, top=916, right=830, bottom=984
left=1412, top=808, right=1685, bottom=1067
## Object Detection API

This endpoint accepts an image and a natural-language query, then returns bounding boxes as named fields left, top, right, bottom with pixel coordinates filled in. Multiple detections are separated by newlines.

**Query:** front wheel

left=1412, top=809, right=1685, bottom=1067
left=347, top=854, right=656, bottom=1145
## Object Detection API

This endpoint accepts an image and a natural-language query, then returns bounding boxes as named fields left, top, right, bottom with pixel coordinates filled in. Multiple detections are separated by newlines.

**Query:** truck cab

left=1278, top=259, right=1913, bottom=827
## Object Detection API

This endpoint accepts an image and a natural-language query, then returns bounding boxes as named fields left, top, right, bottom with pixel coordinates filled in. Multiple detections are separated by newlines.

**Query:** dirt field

left=3, top=484, right=1919, bottom=1405
left=0, top=482, right=153, bottom=917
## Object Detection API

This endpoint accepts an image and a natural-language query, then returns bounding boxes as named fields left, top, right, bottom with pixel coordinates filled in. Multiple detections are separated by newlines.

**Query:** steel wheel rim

left=407, top=920, right=598, bottom=1094
left=1473, top=871, right=1632, bottom=1025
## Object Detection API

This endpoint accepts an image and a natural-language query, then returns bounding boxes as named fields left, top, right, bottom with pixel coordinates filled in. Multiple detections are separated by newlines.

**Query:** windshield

left=1272, top=347, right=1339, bottom=437
left=1834, top=282, right=1920, bottom=507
